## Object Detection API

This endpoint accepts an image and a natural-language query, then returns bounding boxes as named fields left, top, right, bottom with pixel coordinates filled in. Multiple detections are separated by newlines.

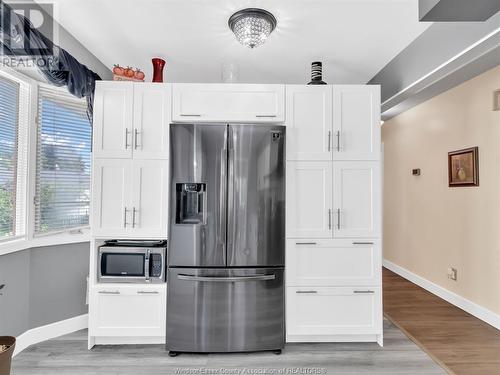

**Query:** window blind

left=0, top=75, right=20, bottom=238
left=35, top=86, right=91, bottom=234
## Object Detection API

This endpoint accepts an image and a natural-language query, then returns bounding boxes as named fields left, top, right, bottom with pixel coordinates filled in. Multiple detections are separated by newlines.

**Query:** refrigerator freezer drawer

left=166, top=268, right=285, bottom=352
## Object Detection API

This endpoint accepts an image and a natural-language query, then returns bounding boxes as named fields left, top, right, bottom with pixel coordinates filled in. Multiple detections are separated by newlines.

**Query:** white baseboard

left=14, top=314, right=88, bottom=356
left=383, top=260, right=500, bottom=331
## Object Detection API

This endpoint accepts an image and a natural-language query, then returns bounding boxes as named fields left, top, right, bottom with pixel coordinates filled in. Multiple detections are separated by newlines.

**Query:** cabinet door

left=172, top=84, right=285, bottom=123
left=286, top=161, right=333, bottom=238
left=286, top=85, right=333, bottom=161
left=92, top=159, right=132, bottom=237
left=133, top=84, right=171, bottom=159
left=130, top=160, right=169, bottom=238
left=332, top=85, right=380, bottom=160
left=286, top=239, right=381, bottom=286
left=286, top=286, right=382, bottom=337
left=333, top=162, right=381, bottom=238
left=89, top=285, right=166, bottom=337
left=93, top=81, right=134, bottom=159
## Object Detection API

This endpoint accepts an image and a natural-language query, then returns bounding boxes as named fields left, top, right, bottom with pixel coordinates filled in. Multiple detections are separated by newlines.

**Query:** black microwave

left=98, top=241, right=166, bottom=283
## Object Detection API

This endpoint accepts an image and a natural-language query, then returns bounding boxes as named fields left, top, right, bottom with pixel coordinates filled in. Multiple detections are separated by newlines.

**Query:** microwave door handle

left=145, top=251, right=150, bottom=281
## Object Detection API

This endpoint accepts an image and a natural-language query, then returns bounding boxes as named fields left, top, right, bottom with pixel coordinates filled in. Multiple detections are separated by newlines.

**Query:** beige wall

left=382, top=65, right=500, bottom=315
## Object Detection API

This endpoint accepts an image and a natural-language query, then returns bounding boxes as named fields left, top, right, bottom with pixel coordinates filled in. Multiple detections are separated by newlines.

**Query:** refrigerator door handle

left=218, top=145, right=227, bottom=254
left=177, top=274, right=276, bottom=282
left=227, top=127, right=235, bottom=255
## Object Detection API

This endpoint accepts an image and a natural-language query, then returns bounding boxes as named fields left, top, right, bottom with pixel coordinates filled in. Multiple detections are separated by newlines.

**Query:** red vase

left=152, top=58, right=166, bottom=83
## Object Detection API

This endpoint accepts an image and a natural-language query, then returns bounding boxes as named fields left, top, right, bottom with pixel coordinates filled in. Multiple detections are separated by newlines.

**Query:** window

left=35, top=86, right=91, bottom=234
left=0, top=74, right=28, bottom=240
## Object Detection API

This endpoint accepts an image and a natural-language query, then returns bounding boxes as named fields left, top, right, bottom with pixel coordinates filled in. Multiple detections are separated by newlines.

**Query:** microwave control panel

left=150, top=253, right=163, bottom=278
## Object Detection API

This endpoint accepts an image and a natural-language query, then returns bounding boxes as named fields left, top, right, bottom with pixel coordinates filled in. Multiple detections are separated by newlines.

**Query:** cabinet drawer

left=286, top=286, right=382, bottom=336
left=286, top=239, right=381, bottom=286
left=172, top=84, right=285, bottom=123
left=89, top=284, right=166, bottom=337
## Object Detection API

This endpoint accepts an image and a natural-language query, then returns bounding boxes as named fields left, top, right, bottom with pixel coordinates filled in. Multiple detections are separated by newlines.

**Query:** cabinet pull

left=328, top=209, right=332, bottom=230
left=328, top=131, right=332, bottom=151
left=132, top=207, right=137, bottom=228
left=134, top=129, right=140, bottom=149
left=137, top=291, right=159, bottom=295
left=296, top=290, right=317, bottom=294
left=180, top=114, right=201, bottom=117
left=123, top=207, right=129, bottom=228
left=337, top=209, right=341, bottom=230
left=125, top=128, right=130, bottom=149
left=296, top=242, right=317, bottom=245
left=98, top=290, right=120, bottom=295
left=353, top=290, right=375, bottom=294
left=256, top=114, right=277, bottom=118
left=336, top=130, right=341, bottom=152
left=353, top=242, right=374, bottom=245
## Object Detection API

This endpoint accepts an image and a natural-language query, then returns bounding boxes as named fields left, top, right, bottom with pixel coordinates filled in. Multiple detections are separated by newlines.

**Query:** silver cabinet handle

left=328, top=131, right=332, bottom=151
left=98, top=290, right=120, bottom=295
left=137, top=291, right=159, bottom=295
left=328, top=209, right=332, bottom=230
left=354, top=290, right=375, bottom=294
left=180, top=114, right=201, bottom=117
left=336, top=130, right=341, bottom=152
left=256, top=115, right=277, bottom=118
left=125, top=128, right=130, bottom=149
left=132, top=207, right=137, bottom=228
left=353, top=242, right=374, bottom=245
left=134, top=129, right=140, bottom=150
left=123, top=207, right=129, bottom=228
left=178, top=274, right=275, bottom=282
left=296, top=242, right=317, bottom=245
left=337, top=209, right=341, bottom=230
left=296, top=290, right=317, bottom=294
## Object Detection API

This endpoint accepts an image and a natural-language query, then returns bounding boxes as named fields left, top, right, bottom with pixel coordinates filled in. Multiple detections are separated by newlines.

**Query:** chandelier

left=228, top=8, right=277, bottom=49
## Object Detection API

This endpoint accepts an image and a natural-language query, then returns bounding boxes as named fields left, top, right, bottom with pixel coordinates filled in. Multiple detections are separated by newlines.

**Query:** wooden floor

left=383, top=267, right=500, bottom=375
left=12, top=320, right=446, bottom=375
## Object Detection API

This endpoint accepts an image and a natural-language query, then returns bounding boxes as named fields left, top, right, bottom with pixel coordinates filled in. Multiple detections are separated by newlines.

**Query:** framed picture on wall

left=448, top=147, right=479, bottom=187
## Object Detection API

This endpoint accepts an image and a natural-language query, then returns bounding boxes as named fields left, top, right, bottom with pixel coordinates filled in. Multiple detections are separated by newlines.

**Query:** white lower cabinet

left=286, top=286, right=382, bottom=339
left=286, top=239, right=381, bottom=286
left=89, top=284, right=166, bottom=338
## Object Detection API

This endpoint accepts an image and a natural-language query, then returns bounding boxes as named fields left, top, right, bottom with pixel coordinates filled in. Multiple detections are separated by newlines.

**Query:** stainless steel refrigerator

left=166, top=123, right=285, bottom=355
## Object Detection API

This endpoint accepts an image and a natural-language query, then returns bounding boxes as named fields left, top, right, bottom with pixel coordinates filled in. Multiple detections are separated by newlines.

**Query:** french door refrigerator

left=167, top=123, right=285, bottom=354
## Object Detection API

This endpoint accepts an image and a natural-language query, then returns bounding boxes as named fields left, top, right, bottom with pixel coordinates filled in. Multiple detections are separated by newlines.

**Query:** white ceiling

left=51, top=0, right=431, bottom=84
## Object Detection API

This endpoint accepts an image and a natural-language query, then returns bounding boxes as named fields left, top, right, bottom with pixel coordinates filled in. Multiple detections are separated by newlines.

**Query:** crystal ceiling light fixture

left=228, top=8, right=277, bottom=49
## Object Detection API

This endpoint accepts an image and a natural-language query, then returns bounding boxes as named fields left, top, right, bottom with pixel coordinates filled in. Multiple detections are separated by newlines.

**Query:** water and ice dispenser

left=175, top=183, right=206, bottom=225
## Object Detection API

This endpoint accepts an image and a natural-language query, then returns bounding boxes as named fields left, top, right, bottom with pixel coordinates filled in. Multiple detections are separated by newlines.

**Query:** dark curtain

left=0, top=0, right=101, bottom=122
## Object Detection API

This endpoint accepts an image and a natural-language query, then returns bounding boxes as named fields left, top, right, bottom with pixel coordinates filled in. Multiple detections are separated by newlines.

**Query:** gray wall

left=369, top=11, right=500, bottom=103
left=0, top=242, right=89, bottom=337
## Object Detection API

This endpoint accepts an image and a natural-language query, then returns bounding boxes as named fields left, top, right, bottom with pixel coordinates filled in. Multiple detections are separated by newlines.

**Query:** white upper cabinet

left=92, top=159, right=169, bottom=239
left=93, top=82, right=171, bottom=159
left=92, top=159, right=132, bottom=237
left=133, top=84, right=171, bottom=159
left=286, top=161, right=333, bottom=238
left=93, top=81, right=134, bottom=159
left=172, top=84, right=285, bottom=123
left=130, top=159, right=169, bottom=238
left=333, top=161, right=381, bottom=238
left=286, top=85, right=333, bottom=161
left=332, top=85, right=380, bottom=160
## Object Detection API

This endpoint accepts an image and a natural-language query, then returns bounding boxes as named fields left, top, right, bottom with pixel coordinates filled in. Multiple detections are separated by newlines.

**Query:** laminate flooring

left=383, top=267, right=500, bottom=375
left=12, top=319, right=445, bottom=375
